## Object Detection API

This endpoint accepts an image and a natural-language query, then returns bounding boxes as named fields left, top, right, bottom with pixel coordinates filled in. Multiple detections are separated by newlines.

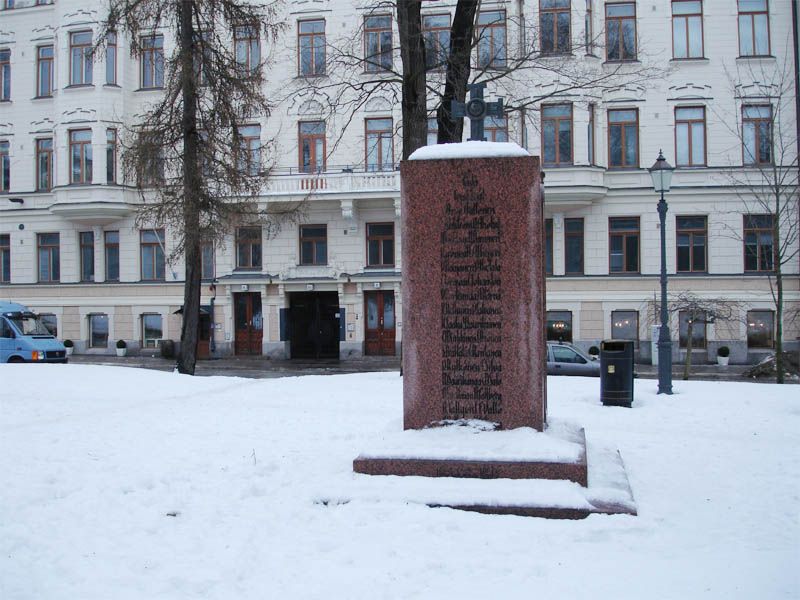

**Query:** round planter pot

left=116, top=348, right=127, bottom=357
left=717, top=356, right=729, bottom=366
left=65, top=347, right=73, bottom=356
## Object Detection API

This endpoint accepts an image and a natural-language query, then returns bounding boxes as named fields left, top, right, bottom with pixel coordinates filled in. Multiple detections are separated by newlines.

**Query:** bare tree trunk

left=176, top=0, right=201, bottom=375
left=682, top=319, right=693, bottom=380
left=437, top=0, right=479, bottom=144
left=397, top=1, right=427, bottom=159
left=774, top=179, right=785, bottom=384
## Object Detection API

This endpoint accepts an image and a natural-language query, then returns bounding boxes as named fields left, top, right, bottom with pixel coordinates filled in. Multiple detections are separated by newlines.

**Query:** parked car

left=0, top=301, right=68, bottom=363
left=546, top=342, right=600, bottom=377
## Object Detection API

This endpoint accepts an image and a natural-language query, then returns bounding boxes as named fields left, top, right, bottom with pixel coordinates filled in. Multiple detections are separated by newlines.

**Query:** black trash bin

left=600, top=339, right=634, bottom=407
left=160, top=339, right=175, bottom=359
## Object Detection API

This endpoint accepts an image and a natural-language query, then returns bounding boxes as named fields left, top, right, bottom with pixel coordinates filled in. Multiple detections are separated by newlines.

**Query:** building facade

left=0, top=0, right=798, bottom=363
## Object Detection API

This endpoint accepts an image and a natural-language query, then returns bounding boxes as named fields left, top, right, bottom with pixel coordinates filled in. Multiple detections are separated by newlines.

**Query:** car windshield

left=9, top=314, right=52, bottom=336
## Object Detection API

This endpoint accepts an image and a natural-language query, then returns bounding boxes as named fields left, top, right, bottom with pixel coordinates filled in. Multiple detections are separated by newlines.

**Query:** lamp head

left=649, top=150, right=674, bottom=193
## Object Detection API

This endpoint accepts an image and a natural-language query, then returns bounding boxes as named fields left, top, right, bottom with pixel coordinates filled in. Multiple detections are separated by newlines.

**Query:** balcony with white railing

left=264, top=165, right=401, bottom=200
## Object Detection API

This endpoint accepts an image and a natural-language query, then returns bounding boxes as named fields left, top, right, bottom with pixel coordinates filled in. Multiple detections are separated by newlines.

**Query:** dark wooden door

left=365, top=291, right=396, bottom=356
left=289, top=292, right=340, bottom=359
left=197, top=313, right=211, bottom=359
left=234, top=292, right=263, bottom=355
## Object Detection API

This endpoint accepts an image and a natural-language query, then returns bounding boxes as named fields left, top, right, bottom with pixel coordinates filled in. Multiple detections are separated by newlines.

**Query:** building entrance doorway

left=364, top=291, right=396, bottom=356
left=289, top=292, right=340, bottom=359
left=234, top=292, right=263, bottom=355
left=197, top=312, right=211, bottom=359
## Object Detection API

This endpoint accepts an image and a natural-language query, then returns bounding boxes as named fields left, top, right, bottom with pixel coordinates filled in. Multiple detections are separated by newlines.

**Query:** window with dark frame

left=605, top=2, right=636, bottom=61
left=676, top=215, right=707, bottom=272
left=69, top=129, right=93, bottom=184
left=608, top=108, right=638, bottom=168
left=365, top=118, right=394, bottom=171
left=588, top=103, right=595, bottom=164
left=235, top=25, right=260, bottom=74
left=89, top=313, right=109, bottom=348
left=106, top=31, right=117, bottom=84
left=201, top=242, right=214, bottom=279
left=299, top=121, right=326, bottom=173
left=236, top=227, right=262, bottom=269
left=0, top=234, right=9, bottom=282
left=565, top=218, right=584, bottom=274
left=140, top=229, right=165, bottom=281
left=0, top=140, right=8, bottom=191
left=238, top=125, right=261, bottom=176
left=679, top=310, right=707, bottom=349
left=611, top=309, right=639, bottom=345
left=485, top=116, right=508, bottom=142
left=746, top=309, right=773, bottom=348
left=106, top=129, right=117, bottom=183
left=364, top=15, right=392, bottom=72
left=541, top=0, right=571, bottom=54
left=609, top=217, right=639, bottom=273
left=546, top=310, right=573, bottom=342
left=0, top=49, right=9, bottom=101
left=744, top=214, right=774, bottom=272
left=542, top=104, right=573, bottom=165
left=141, top=314, right=163, bottom=348
left=79, top=231, right=94, bottom=282
left=298, top=19, right=325, bottom=76
left=672, top=0, right=703, bottom=58
left=37, top=232, right=60, bottom=282
left=105, top=231, right=119, bottom=281
left=37, top=45, right=54, bottom=97
left=427, top=117, right=438, bottom=146
left=69, top=31, right=93, bottom=86
left=36, top=138, right=53, bottom=191
left=141, top=34, right=164, bottom=88
left=366, top=223, right=394, bottom=267
left=300, top=225, right=327, bottom=265
left=423, top=14, right=450, bottom=70
left=545, top=218, right=553, bottom=275
left=585, top=0, right=594, bottom=54
left=675, top=106, right=706, bottom=166
left=477, top=11, right=506, bottom=68
left=742, top=105, right=772, bottom=165
left=738, top=0, right=770, bottom=56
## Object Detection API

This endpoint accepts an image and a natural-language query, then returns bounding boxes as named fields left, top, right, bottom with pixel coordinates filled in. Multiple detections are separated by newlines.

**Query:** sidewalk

left=66, top=354, right=402, bottom=379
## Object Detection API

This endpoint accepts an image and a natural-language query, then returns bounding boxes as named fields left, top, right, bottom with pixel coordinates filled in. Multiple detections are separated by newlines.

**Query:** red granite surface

left=400, top=155, right=546, bottom=431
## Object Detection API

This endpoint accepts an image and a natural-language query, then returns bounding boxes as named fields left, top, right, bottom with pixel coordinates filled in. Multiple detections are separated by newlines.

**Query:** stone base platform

left=354, top=427, right=587, bottom=485
left=344, top=422, right=637, bottom=519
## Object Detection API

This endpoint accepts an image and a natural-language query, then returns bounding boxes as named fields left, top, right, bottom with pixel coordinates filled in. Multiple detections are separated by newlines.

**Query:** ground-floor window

left=89, top=314, right=108, bottom=348
left=142, top=314, right=163, bottom=348
left=679, top=310, right=706, bottom=349
left=546, top=310, right=573, bottom=342
left=611, top=310, right=639, bottom=346
left=746, top=310, right=774, bottom=348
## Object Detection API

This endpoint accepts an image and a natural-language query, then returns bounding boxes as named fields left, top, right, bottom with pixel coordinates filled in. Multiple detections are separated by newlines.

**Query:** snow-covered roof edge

left=408, top=141, right=530, bottom=161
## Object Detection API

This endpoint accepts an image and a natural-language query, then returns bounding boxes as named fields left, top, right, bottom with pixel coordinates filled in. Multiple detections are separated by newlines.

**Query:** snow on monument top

left=408, top=140, right=530, bottom=161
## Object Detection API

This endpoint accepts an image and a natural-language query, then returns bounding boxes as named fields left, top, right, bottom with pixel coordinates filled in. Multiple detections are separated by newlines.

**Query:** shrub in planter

left=115, top=339, right=127, bottom=357
left=63, top=339, right=74, bottom=356
left=116, top=339, right=127, bottom=349
left=717, top=345, right=730, bottom=366
left=588, top=345, right=600, bottom=357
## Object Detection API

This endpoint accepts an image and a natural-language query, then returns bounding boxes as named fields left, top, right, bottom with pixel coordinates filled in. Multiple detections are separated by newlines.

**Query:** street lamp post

left=649, top=150, right=675, bottom=395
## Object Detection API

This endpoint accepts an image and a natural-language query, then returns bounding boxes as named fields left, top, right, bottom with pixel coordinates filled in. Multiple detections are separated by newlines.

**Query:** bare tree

left=713, top=52, right=800, bottom=384
left=99, top=0, right=285, bottom=374
left=670, top=293, right=740, bottom=381
left=298, top=1, right=662, bottom=159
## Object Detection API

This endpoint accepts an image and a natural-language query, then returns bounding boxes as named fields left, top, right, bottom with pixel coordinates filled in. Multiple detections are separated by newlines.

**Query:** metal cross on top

left=451, top=82, right=504, bottom=142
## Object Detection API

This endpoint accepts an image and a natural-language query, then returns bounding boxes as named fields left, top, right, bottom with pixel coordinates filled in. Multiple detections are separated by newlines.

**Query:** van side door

left=0, top=317, right=16, bottom=362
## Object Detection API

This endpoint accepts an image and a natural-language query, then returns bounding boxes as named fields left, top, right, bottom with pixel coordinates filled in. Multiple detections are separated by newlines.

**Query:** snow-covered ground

left=1, top=365, right=797, bottom=599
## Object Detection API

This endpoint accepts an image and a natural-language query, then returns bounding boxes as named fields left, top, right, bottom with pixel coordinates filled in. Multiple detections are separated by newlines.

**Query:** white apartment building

left=0, top=0, right=798, bottom=363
